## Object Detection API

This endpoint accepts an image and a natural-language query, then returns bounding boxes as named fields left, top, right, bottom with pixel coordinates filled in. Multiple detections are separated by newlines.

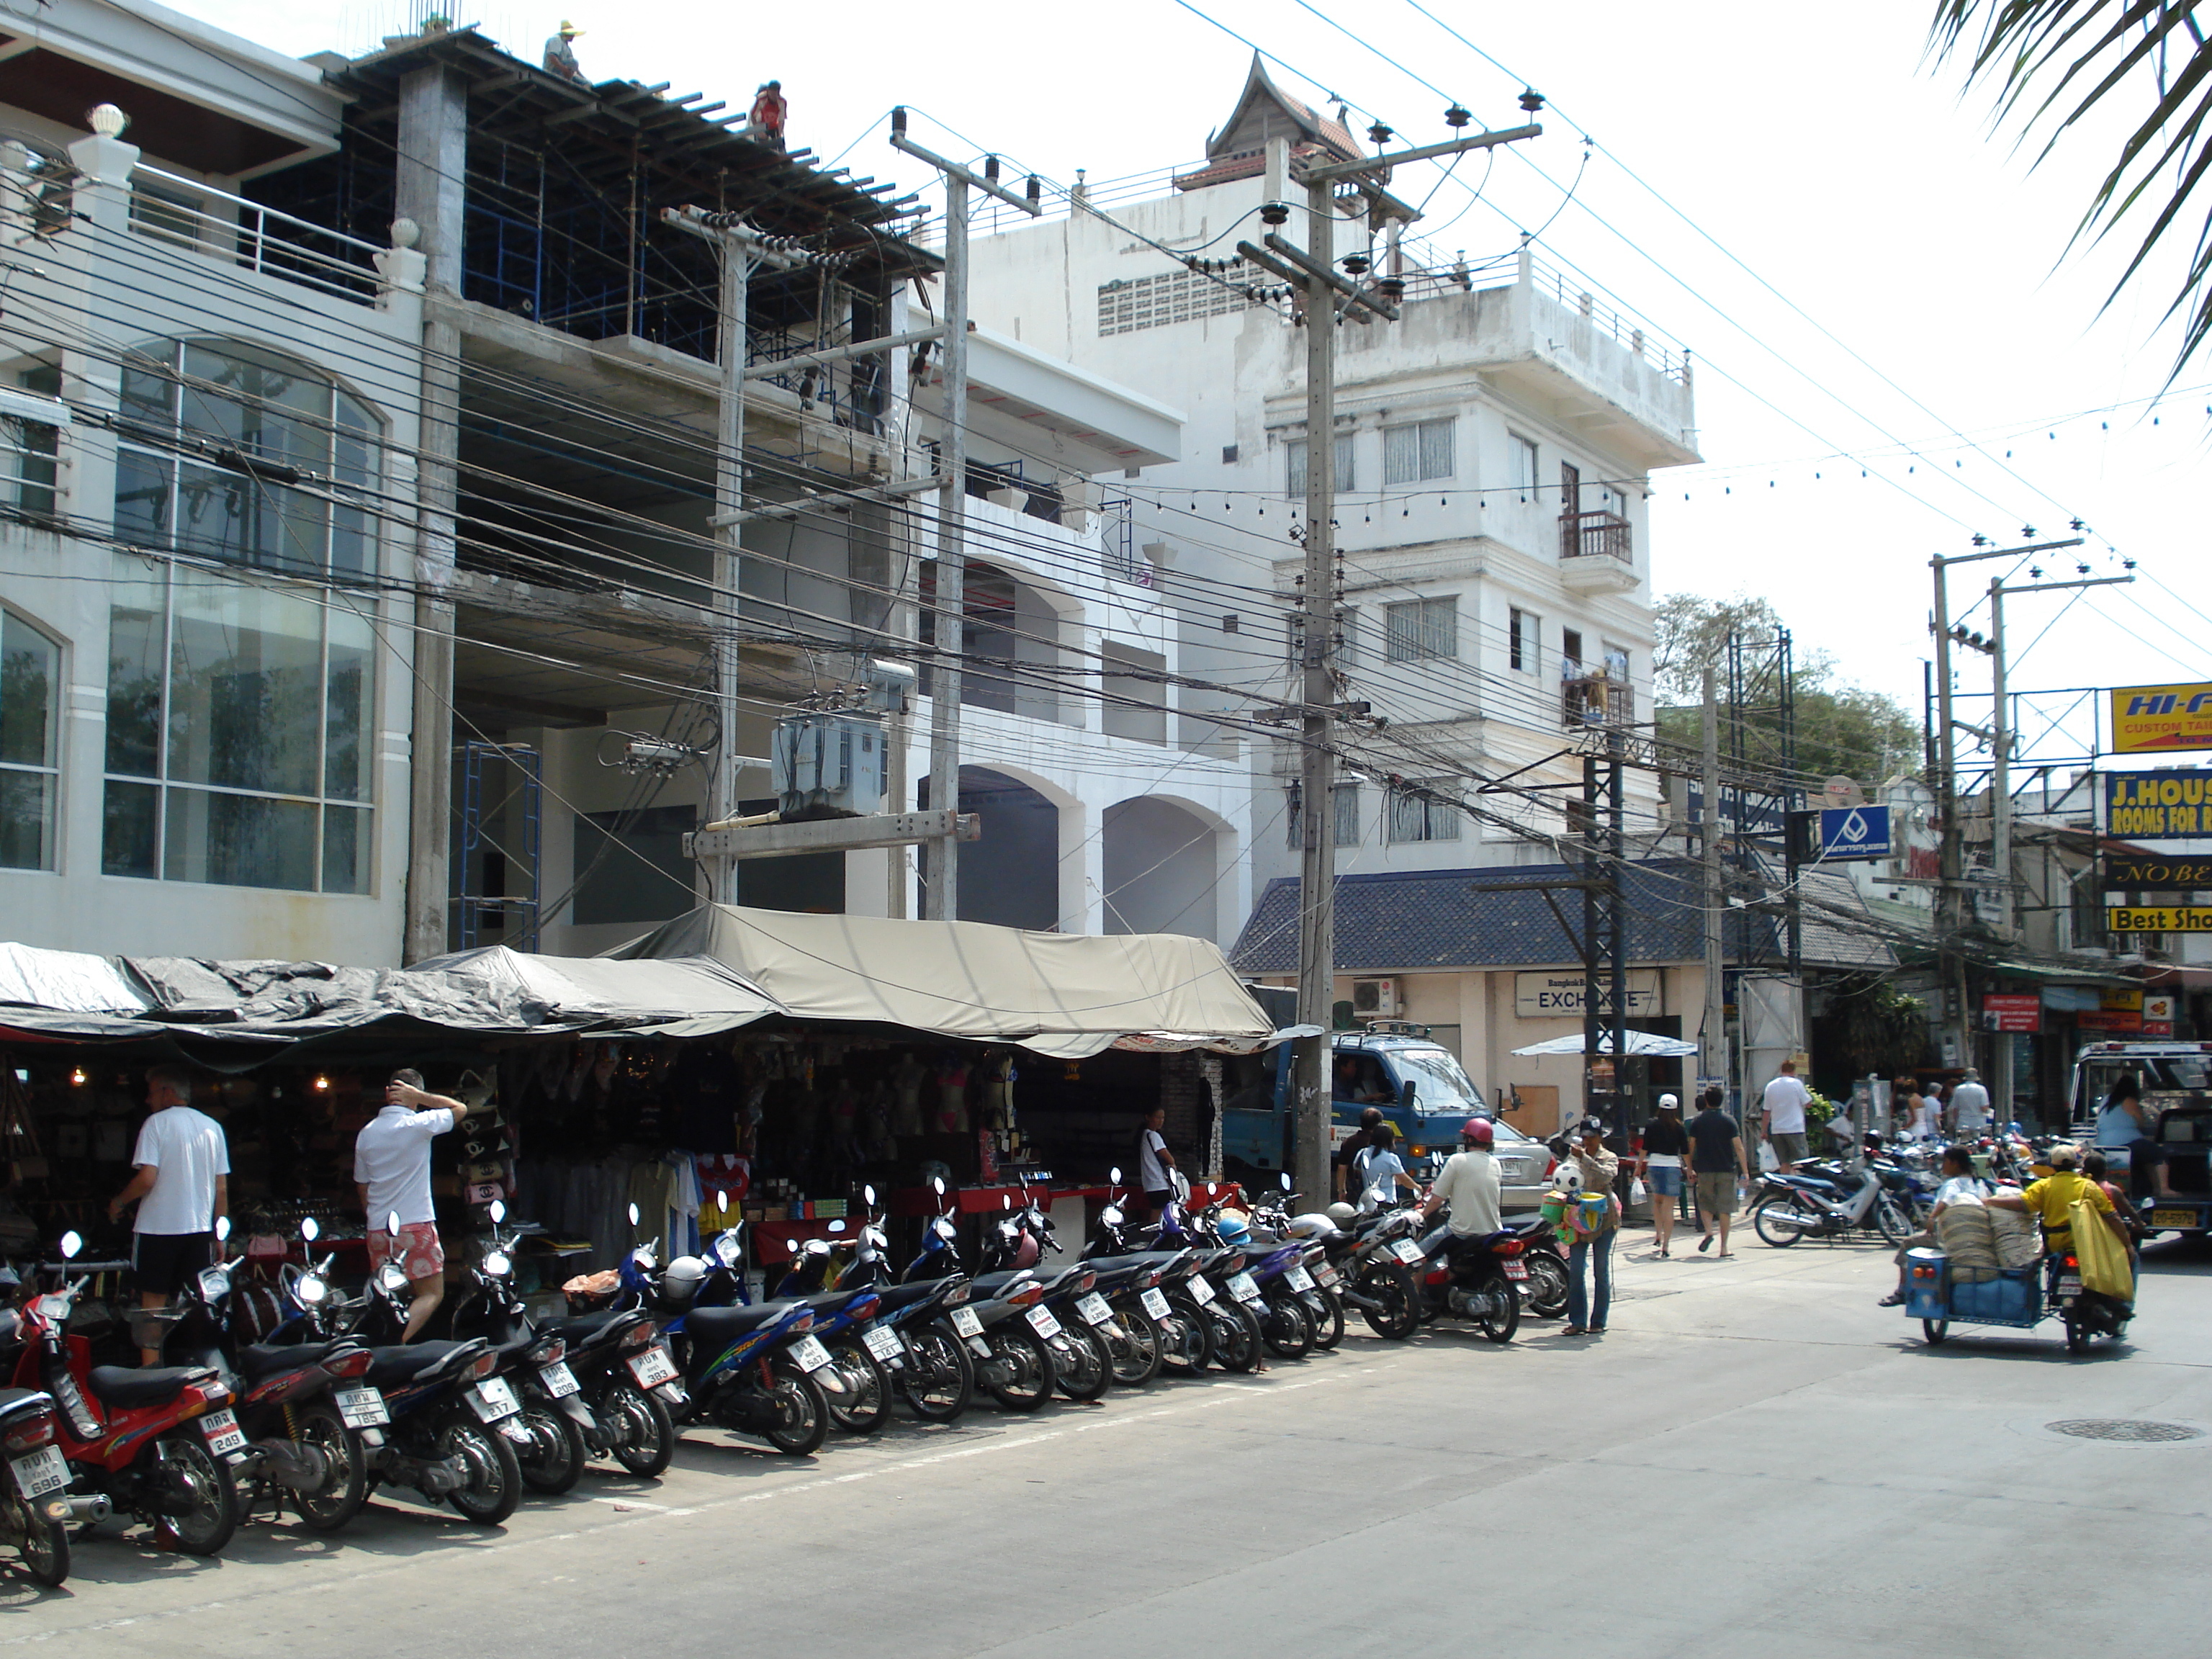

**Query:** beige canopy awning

left=606, top=905, right=1276, bottom=1058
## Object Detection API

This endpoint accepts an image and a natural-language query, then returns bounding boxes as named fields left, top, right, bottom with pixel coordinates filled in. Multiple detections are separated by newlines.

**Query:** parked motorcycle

left=9, top=1232, right=240, bottom=1555
left=898, top=1185, right=1061, bottom=1411
left=800, top=1184, right=977, bottom=1424
left=0, top=1384, right=77, bottom=1585
left=1750, top=1156, right=1912, bottom=1249
left=1409, top=1223, right=1523, bottom=1343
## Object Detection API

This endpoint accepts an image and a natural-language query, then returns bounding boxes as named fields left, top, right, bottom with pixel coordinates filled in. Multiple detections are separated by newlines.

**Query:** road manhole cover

left=2046, top=1419, right=2204, bottom=1443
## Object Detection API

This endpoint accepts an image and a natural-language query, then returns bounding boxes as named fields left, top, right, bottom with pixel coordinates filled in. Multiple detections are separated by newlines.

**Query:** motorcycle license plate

left=332, top=1386, right=389, bottom=1429
left=949, top=1306, right=984, bottom=1339
left=1285, top=1265, right=1315, bottom=1293
left=2059, top=1276, right=2082, bottom=1295
left=1139, top=1287, right=1171, bottom=1321
left=1076, top=1292, right=1114, bottom=1326
left=9, top=1447, right=65, bottom=1500
left=199, top=1408, right=248, bottom=1457
left=627, top=1345, right=678, bottom=1388
left=863, top=1325, right=906, bottom=1363
left=1503, top=1262, right=1529, bottom=1280
left=1312, top=1264, right=1339, bottom=1289
left=1187, top=1275, right=1216, bottom=1305
left=1227, top=1272, right=1262, bottom=1303
left=790, top=1336, right=834, bottom=1374
left=1391, top=1239, right=1424, bottom=1265
left=1026, top=1305, right=1064, bottom=1340
left=539, top=1361, right=580, bottom=1399
left=468, top=1378, right=521, bottom=1423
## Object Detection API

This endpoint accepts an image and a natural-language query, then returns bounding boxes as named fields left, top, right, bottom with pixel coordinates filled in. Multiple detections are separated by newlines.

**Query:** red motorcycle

left=9, top=1232, right=243, bottom=1555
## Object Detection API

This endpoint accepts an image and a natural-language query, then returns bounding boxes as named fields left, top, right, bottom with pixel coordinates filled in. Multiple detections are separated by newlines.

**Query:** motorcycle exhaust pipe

left=65, top=1493, right=112, bottom=1526
left=1760, top=1208, right=1833, bottom=1230
left=1337, top=1287, right=1387, bottom=1312
left=253, top=1439, right=336, bottom=1494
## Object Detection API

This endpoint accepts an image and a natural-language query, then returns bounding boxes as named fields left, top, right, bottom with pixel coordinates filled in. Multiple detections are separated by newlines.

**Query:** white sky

left=187, top=0, right=2212, bottom=783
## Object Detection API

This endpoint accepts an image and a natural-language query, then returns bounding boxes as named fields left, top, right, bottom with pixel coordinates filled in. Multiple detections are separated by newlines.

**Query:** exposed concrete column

left=396, top=64, right=467, bottom=962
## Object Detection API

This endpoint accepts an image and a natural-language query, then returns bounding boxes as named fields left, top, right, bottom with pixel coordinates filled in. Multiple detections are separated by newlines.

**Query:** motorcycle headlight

left=482, top=1251, right=512, bottom=1278
left=297, top=1277, right=328, bottom=1305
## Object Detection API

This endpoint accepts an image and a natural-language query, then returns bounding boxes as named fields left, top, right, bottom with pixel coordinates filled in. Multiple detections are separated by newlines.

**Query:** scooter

left=0, top=1384, right=77, bottom=1585
left=1409, top=1222, right=1523, bottom=1343
left=9, top=1232, right=241, bottom=1555
left=898, top=1182, right=1061, bottom=1412
left=1750, top=1154, right=1912, bottom=1249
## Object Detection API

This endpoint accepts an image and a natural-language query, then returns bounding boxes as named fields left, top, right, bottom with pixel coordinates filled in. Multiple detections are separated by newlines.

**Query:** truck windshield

left=1389, top=1047, right=1485, bottom=1112
left=2083, top=1055, right=2212, bottom=1107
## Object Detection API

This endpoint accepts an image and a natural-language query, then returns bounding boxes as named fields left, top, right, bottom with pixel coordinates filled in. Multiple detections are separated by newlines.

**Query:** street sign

left=1812, top=804, right=1892, bottom=860
left=2110, top=683, right=2212, bottom=755
left=2103, top=770, right=2212, bottom=839
left=1982, top=994, right=2041, bottom=1033
left=2106, top=905, right=2212, bottom=933
left=1513, top=971, right=1661, bottom=1019
left=2103, top=855, right=2212, bottom=892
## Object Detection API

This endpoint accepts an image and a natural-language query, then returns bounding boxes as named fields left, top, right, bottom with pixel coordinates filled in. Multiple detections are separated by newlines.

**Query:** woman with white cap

left=1638, top=1094, right=1688, bottom=1258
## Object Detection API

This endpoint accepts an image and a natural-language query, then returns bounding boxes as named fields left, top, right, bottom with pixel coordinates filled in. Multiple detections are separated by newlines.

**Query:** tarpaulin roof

left=0, top=943, right=778, bottom=1056
left=607, top=905, right=1277, bottom=1059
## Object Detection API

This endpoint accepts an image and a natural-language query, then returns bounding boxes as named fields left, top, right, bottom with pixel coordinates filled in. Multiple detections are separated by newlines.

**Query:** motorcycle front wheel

left=150, top=1430, right=239, bottom=1556
left=440, top=1413, right=523, bottom=1526
left=603, top=1381, right=676, bottom=1478
left=898, top=1326, right=974, bottom=1423
left=1874, top=1197, right=1913, bottom=1248
left=290, top=1401, right=370, bottom=1532
left=7, top=1495, right=66, bottom=1587
left=1752, top=1195, right=1817, bottom=1249
left=517, top=1402, right=586, bottom=1495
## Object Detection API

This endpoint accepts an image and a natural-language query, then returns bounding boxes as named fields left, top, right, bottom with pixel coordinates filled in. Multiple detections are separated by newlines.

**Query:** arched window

left=0, top=608, right=60, bottom=871
left=113, top=338, right=381, bottom=579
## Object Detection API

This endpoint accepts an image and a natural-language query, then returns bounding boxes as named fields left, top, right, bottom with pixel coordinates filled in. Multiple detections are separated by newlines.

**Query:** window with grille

left=1383, top=418, right=1454, bottom=485
left=1509, top=606, right=1539, bottom=672
left=1286, top=433, right=1357, bottom=497
left=1097, top=266, right=1260, bottom=336
left=1389, top=782, right=1461, bottom=842
left=1384, top=597, right=1457, bottom=662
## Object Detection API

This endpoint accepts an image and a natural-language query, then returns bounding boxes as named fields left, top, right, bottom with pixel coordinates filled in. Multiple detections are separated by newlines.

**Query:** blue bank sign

left=1814, top=805, right=1892, bottom=860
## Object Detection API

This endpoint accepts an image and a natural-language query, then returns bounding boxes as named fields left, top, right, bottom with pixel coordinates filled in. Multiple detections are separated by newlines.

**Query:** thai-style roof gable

left=1176, top=52, right=1368, bottom=191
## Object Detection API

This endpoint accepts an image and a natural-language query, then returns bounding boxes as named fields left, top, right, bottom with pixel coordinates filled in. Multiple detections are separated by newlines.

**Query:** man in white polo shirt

left=107, top=1065, right=229, bottom=1364
left=355, top=1069, right=480, bottom=1341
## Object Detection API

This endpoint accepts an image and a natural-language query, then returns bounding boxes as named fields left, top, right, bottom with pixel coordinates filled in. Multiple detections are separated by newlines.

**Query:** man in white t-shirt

left=1946, top=1070, right=1991, bottom=1137
left=1761, top=1061, right=1812, bottom=1173
left=356, top=1068, right=479, bottom=1340
left=107, top=1066, right=230, bottom=1364
left=1414, top=1118, right=1503, bottom=1252
left=1135, top=1105, right=1177, bottom=1218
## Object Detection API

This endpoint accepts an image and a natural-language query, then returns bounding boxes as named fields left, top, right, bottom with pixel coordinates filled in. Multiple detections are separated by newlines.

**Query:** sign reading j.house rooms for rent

left=2105, top=770, right=2212, bottom=840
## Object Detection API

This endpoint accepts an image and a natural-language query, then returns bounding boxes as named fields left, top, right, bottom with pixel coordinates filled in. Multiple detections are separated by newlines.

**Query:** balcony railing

left=1560, top=508, right=1632, bottom=564
left=131, top=164, right=384, bottom=306
left=1561, top=672, right=1632, bottom=730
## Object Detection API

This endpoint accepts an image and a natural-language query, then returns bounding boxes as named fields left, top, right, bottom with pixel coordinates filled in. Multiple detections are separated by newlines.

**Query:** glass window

left=1285, top=781, right=1364, bottom=849
left=1, top=361, right=60, bottom=518
left=1384, top=597, right=1457, bottom=662
left=1509, top=433, right=1539, bottom=496
left=1509, top=606, right=1539, bottom=672
left=1286, top=433, right=1357, bottom=498
left=99, top=572, right=374, bottom=892
left=1389, top=783, right=1462, bottom=843
left=114, top=340, right=381, bottom=581
left=0, top=608, right=60, bottom=870
left=1384, top=418, right=1454, bottom=485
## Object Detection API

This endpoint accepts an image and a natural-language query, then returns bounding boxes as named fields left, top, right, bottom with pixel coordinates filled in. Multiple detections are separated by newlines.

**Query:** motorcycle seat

left=0, top=1386, right=48, bottom=1416
left=968, top=1269, right=1036, bottom=1299
left=235, top=1339, right=358, bottom=1382
left=868, top=1281, right=948, bottom=1318
left=539, top=1309, right=637, bottom=1349
left=363, top=1339, right=479, bottom=1388
left=685, top=1301, right=791, bottom=1350
left=86, top=1364, right=210, bottom=1408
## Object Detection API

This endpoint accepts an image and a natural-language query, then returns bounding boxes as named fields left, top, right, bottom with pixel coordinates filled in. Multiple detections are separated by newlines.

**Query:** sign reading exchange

left=2110, top=683, right=2212, bottom=755
left=1514, top=970, right=1662, bottom=1020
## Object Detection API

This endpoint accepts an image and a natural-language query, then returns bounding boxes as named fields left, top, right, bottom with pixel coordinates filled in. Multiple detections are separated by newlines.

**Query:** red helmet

left=1460, top=1118, right=1495, bottom=1146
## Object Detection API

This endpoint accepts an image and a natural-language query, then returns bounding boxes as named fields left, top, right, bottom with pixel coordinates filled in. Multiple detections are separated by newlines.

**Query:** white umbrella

left=1511, top=1030, right=1700, bottom=1058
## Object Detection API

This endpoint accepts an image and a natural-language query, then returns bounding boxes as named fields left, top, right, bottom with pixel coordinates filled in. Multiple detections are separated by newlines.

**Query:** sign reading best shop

left=2110, top=682, right=2212, bottom=756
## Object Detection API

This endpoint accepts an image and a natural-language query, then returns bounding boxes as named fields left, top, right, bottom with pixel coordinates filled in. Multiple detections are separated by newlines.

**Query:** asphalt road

left=14, top=1231, right=2212, bottom=1656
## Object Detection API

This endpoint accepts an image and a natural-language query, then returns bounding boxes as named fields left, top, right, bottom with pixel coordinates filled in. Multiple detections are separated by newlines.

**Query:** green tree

left=1653, top=593, right=1924, bottom=790
left=1931, top=1, right=2212, bottom=377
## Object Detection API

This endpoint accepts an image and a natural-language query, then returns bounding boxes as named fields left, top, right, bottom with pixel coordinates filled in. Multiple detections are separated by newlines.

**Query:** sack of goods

left=1933, top=1205, right=2001, bottom=1282
left=1984, top=1195, right=2041, bottom=1269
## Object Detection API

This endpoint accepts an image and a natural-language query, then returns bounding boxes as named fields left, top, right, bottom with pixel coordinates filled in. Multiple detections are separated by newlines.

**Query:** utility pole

left=1233, top=114, right=1540, bottom=1206
left=1701, top=665, right=1725, bottom=1098
left=1928, top=538, right=2082, bottom=1067
left=889, top=114, right=1041, bottom=920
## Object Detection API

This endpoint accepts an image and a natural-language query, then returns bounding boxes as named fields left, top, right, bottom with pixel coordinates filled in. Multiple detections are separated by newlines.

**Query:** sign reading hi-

left=1515, top=970, right=1662, bottom=1020
left=2110, top=684, right=2212, bottom=755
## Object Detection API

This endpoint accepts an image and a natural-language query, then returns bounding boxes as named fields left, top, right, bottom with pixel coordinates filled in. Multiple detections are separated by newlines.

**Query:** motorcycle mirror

left=788, top=1238, right=804, bottom=1256
left=629, top=1202, right=641, bottom=1226
left=863, top=1184, right=876, bottom=1207
left=1110, top=1166, right=1121, bottom=1184
left=387, top=1210, right=402, bottom=1237
left=215, top=1215, right=231, bottom=1243
left=300, top=1216, right=320, bottom=1243
left=828, top=1219, right=847, bottom=1233
left=489, top=1200, right=506, bottom=1224
left=58, top=1230, right=81, bottom=1261
left=1001, top=1195, right=1012, bottom=1210
left=932, top=1177, right=945, bottom=1196
left=1280, top=1172, right=1292, bottom=1191
left=715, top=1190, right=728, bottom=1210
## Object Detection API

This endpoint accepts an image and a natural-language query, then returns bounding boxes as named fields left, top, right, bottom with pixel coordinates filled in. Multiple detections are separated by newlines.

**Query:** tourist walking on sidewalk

left=1563, top=1119, right=1620, bottom=1335
left=1761, top=1061, right=1812, bottom=1173
left=1639, top=1094, right=1687, bottom=1257
left=1689, top=1087, right=1750, bottom=1257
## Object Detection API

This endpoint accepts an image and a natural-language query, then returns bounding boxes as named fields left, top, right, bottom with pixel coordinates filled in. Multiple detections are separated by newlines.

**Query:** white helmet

left=1326, top=1202, right=1358, bottom=1227
left=658, top=1255, right=709, bottom=1310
